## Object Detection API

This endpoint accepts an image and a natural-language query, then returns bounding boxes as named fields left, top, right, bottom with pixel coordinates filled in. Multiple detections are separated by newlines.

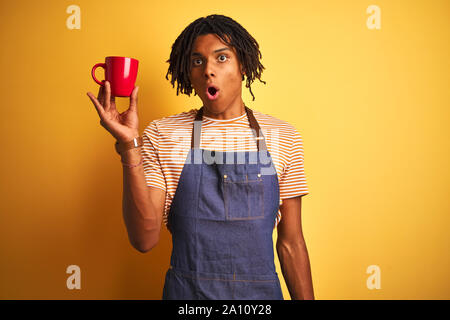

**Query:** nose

left=203, top=59, right=215, bottom=79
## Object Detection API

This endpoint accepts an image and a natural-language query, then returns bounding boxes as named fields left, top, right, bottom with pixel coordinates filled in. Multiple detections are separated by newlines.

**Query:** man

left=87, top=14, right=314, bottom=300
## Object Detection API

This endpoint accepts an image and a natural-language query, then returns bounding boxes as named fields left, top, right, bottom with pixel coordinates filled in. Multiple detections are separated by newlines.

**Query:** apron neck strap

left=191, top=106, right=267, bottom=151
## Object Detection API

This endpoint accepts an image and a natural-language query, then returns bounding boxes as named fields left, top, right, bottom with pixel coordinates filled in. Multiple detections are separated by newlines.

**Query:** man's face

left=189, top=33, right=244, bottom=112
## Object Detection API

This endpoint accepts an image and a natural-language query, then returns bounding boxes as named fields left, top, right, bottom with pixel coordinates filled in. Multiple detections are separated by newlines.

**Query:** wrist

left=116, top=132, right=140, bottom=144
left=120, top=148, right=143, bottom=168
left=120, top=146, right=142, bottom=159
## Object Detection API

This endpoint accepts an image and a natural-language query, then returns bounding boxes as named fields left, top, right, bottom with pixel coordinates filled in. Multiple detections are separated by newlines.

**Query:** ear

left=240, top=65, right=246, bottom=80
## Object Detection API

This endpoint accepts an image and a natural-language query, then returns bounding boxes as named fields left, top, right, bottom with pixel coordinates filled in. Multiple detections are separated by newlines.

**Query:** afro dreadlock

left=165, top=14, right=266, bottom=101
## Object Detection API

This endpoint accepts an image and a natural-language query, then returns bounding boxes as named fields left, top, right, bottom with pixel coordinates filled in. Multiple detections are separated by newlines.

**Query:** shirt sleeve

left=141, top=120, right=166, bottom=192
left=279, top=128, right=309, bottom=199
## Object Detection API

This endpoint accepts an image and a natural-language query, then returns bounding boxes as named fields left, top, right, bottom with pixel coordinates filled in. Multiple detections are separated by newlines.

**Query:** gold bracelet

left=115, top=136, right=143, bottom=155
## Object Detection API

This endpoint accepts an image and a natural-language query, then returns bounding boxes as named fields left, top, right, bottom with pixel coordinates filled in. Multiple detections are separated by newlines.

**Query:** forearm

left=277, top=239, right=315, bottom=300
left=121, top=147, right=161, bottom=252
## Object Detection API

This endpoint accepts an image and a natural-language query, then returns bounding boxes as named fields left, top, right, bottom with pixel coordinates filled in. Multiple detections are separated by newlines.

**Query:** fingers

left=106, top=81, right=116, bottom=104
left=95, top=81, right=115, bottom=110
left=104, top=81, right=111, bottom=111
left=97, top=83, right=104, bottom=105
left=87, top=91, right=105, bottom=119
left=129, top=86, right=139, bottom=113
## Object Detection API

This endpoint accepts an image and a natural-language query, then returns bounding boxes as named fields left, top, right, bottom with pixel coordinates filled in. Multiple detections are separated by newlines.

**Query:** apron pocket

left=224, top=173, right=264, bottom=220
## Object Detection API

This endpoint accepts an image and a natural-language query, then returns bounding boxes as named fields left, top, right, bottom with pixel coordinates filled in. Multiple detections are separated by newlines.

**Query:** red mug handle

left=91, top=63, right=106, bottom=86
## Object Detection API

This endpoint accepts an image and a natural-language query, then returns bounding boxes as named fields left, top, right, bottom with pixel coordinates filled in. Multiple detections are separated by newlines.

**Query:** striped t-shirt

left=141, top=108, right=309, bottom=228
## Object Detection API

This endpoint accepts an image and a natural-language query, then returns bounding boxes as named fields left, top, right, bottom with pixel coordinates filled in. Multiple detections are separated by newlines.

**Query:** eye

left=218, top=54, right=228, bottom=62
left=192, top=55, right=228, bottom=66
left=192, top=58, right=202, bottom=66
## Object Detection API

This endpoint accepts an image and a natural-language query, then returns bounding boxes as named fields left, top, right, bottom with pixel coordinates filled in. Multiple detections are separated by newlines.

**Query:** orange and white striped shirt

left=141, top=108, right=309, bottom=228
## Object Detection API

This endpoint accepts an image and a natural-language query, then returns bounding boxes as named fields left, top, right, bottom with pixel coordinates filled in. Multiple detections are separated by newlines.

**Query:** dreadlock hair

left=165, top=14, right=266, bottom=101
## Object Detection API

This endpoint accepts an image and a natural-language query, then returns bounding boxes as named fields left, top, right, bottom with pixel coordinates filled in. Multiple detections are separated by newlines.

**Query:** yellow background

left=0, top=0, right=449, bottom=299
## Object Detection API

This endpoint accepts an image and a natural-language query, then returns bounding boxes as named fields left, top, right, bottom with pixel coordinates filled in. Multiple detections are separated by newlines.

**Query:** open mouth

left=206, top=85, right=220, bottom=100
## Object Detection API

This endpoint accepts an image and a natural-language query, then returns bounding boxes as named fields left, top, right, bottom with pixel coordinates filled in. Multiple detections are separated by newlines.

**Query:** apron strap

left=191, top=107, right=204, bottom=150
left=190, top=106, right=267, bottom=151
left=245, top=106, right=268, bottom=152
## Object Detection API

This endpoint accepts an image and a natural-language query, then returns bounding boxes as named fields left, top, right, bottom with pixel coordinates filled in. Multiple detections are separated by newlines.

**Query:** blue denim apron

left=162, top=106, right=283, bottom=300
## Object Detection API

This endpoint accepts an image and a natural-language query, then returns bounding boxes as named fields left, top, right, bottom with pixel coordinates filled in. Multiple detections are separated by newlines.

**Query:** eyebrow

left=191, top=47, right=230, bottom=57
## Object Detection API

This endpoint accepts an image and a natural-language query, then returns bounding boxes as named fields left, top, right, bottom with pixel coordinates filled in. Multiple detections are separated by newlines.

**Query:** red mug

left=91, top=56, right=139, bottom=97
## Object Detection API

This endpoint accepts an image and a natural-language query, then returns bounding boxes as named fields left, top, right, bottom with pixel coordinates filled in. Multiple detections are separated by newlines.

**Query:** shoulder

left=252, top=109, right=302, bottom=140
left=143, top=108, right=198, bottom=134
left=149, top=108, right=198, bottom=127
